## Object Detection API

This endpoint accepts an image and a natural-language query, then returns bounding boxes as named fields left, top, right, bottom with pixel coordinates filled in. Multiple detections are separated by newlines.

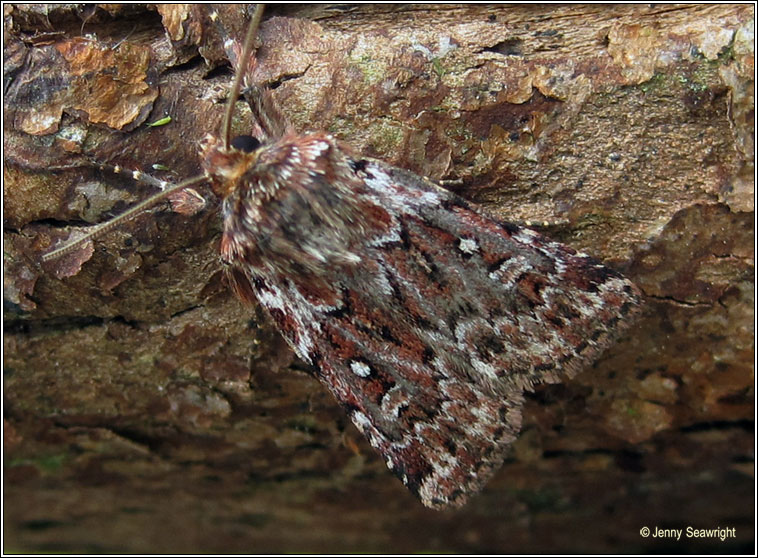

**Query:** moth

left=41, top=5, right=642, bottom=509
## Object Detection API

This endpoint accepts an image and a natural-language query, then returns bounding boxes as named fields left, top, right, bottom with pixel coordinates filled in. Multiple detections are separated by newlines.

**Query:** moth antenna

left=221, top=4, right=265, bottom=150
left=42, top=174, right=207, bottom=262
left=93, top=161, right=173, bottom=191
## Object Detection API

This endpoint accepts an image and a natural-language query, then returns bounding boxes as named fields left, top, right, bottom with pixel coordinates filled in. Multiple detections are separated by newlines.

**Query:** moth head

left=200, top=133, right=263, bottom=199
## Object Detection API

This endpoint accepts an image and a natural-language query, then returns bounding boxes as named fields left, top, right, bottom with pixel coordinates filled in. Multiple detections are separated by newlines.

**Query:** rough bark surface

left=3, top=4, right=754, bottom=553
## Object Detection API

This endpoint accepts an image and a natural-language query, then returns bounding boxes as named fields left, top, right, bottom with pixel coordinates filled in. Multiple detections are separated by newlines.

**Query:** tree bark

left=4, top=4, right=753, bottom=553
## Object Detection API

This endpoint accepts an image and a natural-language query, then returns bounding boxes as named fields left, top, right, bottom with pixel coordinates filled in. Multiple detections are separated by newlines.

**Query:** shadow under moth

left=36, top=5, right=642, bottom=509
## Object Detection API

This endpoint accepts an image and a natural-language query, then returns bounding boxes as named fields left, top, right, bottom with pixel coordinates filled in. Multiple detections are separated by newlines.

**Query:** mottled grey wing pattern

left=225, top=133, right=641, bottom=509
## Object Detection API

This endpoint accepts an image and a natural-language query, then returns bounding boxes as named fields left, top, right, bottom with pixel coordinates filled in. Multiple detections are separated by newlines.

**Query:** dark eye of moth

left=231, top=135, right=261, bottom=153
